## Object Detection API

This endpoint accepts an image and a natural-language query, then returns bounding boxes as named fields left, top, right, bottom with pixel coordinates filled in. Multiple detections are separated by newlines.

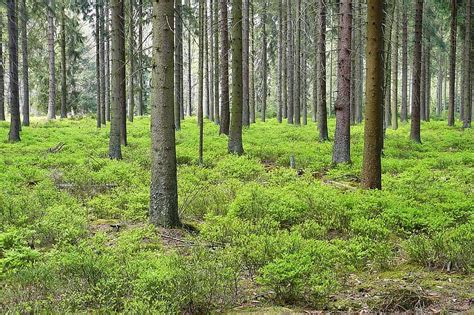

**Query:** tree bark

left=137, top=0, right=143, bottom=116
left=7, top=0, right=20, bottom=142
left=0, top=14, right=4, bottom=122
left=99, top=3, right=106, bottom=124
left=361, top=0, right=384, bottom=189
left=249, top=3, right=256, bottom=123
left=105, top=0, right=111, bottom=121
left=96, top=1, right=101, bottom=127
left=128, top=0, right=135, bottom=122
left=294, top=0, right=301, bottom=125
left=20, top=0, right=30, bottom=124
left=199, top=0, right=204, bottom=163
left=448, top=0, right=457, bottom=126
left=312, top=0, right=318, bottom=122
left=213, top=0, right=220, bottom=123
left=425, top=37, right=431, bottom=121
left=187, top=0, right=192, bottom=116
left=150, top=0, right=180, bottom=228
left=219, top=0, right=230, bottom=134
left=410, top=0, right=423, bottom=143
left=175, top=0, right=183, bottom=130
left=463, top=0, right=472, bottom=128
left=204, top=0, right=210, bottom=119
left=332, top=0, right=352, bottom=164
left=209, top=0, right=214, bottom=122
left=109, top=0, right=125, bottom=159
left=400, top=0, right=408, bottom=122
left=318, top=0, right=328, bottom=140
left=287, top=0, right=294, bottom=124
left=277, top=0, right=283, bottom=123
left=261, top=0, right=268, bottom=122
left=391, top=2, right=398, bottom=129
left=47, top=0, right=56, bottom=120
left=354, top=0, right=363, bottom=124
left=228, top=0, right=244, bottom=154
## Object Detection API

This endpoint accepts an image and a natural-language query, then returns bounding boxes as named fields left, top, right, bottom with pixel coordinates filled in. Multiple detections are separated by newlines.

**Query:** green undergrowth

left=0, top=117, right=473, bottom=313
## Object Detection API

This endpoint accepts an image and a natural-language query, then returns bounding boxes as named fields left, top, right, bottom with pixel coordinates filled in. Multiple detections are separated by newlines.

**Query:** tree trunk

left=213, top=0, right=220, bottom=123
left=332, top=0, right=352, bottom=164
left=128, top=0, right=135, bottom=122
left=318, top=0, right=328, bottom=140
left=204, top=0, right=210, bottom=119
left=187, top=0, right=192, bottom=116
left=199, top=0, right=204, bottom=162
left=60, top=7, right=67, bottom=119
left=241, top=0, right=249, bottom=126
left=249, top=3, right=256, bottom=123
left=219, top=0, right=230, bottom=134
left=175, top=0, right=183, bottom=130
left=448, top=0, right=457, bottom=126
left=105, top=0, right=111, bottom=121
left=99, top=3, right=105, bottom=124
left=294, top=0, right=301, bottom=125
left=20, top=0, right=30, bottom=125
left=96, top=1, right=101, bottom=127
left=287, top=0, right=294, bottom=124
left=109, top=0, right=125, bottom=159
left=437, top=54, right=443, bottom=116
left=410, top=0, right=423, bottom=143
left=209, top=0, right=214, bottom=122
left=228, top=0, right=244, bottom=154
left=277, top=0, right=283, bottom=123
left=0, top=14, right=4, bottom=122
left=312, top=0, right=318, bottom=122
left=425, top=37, right=431, bottom=121
left=361, top=0, right=384, bottom=189
left=420, top=46, right=426, bottom=121
left=261, top=0, right=268, bottom=122
left=463, top=0, right=472, bottom=128
left=383, top=2, right=394, bottom=129
left=137, top=0, right=143, bottom=116
left=302, top=5, right=308, bottom=126
left=47, top=0, right=56, bottom=120
left=400, top=0, right=408, bottom=122
left=150, top=0, right=180, bottom=228
left=391, top=2, right=398, bottom=129
left=7, top=0, right=20, bottom=142
left=354, top=0, right=363, bottom=124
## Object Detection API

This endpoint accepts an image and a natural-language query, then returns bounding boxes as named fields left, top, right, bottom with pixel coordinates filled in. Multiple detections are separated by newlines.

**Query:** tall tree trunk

left=105, top=0, right=111, bottom=121
left=383, top=2, right=394, bottom=129
left=137, top=0, right=143, bottom=116
left=175, top=0, right=183, bottom=130
left=425, top=37, right=431, bottom=121
left=391, top=2, right=399, bottom=129
left=400, top=0, right=408, bottom=122
left=7, top=0, right=20, bottom=142
left=187, top=0, right=192, bottom=116
left=332, top=0, right=352, bottom=164
left=287, top=0, right=294, bottom=124
left=448, top=0, right=457, bottom=126
left=362, top=0, right=384, bottom=189
left=214, top=0, right=220, bottom=123
left=437, top=54, right=443, bottom=116
left=96, top=1, right=101, bottom=127
left=302, top=5, right=308, bottom=126
left=242, top=0, right=249, bottom=126
left=463, top=0, right=472, bottom=128
left=60, top=7, right=67, bottom=119
left=354, top=0, right=363, bottom=124
left=209, top=0, right=214, bottom=122
left=410, top=0, right=423, bottom=143
left=199, top=0, right=204, bottom=162
left=99, top=3, right=106, bottom=124
left=128, top=0, right=135, bottom=122
left=204, top=0, right=210, bottom=119
left=277, top=0, right=283, bottom=123
left=318, top=0, right=328, bottom=140
left=420, top=46, right=426, bottom=121
left=109, top=0, right=125, bottom=159
left=20, top=0, right=30, bottom=125
left=219, top=0, right=230, bottom=134
left=261, top=0, right=268, bottom=122
left=294, top=0, right=301, bottom=125
left=249, top=3, right=256, bottom=123
left=312, top=0, right=318, bottom=123
left=0, top=14, right=4, bottom=122
left=150, top=0, right=180, bottom=228
left=228, top=0, right=244, bottom=154
left=47, top=0, right=56, bottom=120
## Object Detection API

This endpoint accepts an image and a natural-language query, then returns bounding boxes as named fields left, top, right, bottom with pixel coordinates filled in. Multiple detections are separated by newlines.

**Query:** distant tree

left=361, top=0, right=384, bottom=189
left=20, top=0, right=30, bottom=125
left=128, top=0, right=135, bottom=122
left=261, top=0, right=268, bottom=122
left=463, top=0, right=472, bottom=128
left=286, top=0, right=294, bottom=124
left=109, top=0, right=125, bottom=159
left=249, top=3, right=256, bottom=123
left=332, top=0, right=352, bottom=164
left=47, top=0, right=56, bottom=120
left=448, top=0, right=457, bottom=126
left=228, top=0, right=244, bottom=155
left=137, top=0, right=144, bottom=116
left=150, top=0, right=180, bottom=228
left=410, top=0, right=423, bottom=143
left=60, top=7, right=67, bottom=119
left=242, top=0, right=250, bottom=126
left=199, top=0, right=204, bottom=163
left=400, top=0, right=408, bottom=122
left=213, top=0, right=220, bottom=123
left=100, top=1, right=106, bottom=124
left=175, top=0, right=183, bottom=130
left=294, top=0, right=301, bottom=125
left=391, top=1, right=399, bottom=129
left=95, top=1, right=101, bottom=127
left=318, top=0, right=329, bottom=141
left=8, top=0, right=20, bottom=142
left=0, top=14, right=4, bottom=122
left=219, top=0, right=230, bottom=135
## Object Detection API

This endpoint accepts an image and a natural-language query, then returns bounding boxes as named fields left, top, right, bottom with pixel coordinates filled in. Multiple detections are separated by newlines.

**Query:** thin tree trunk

left=99, top=3, right=106, bottom=124
left=214, top=0, right=220, bottom=123
left=109, top=0, right=125, bottom=159
left=175, top=0, right=183, bottom=130
left=277, top=0, right=283, bottom=123
left=7, top=0, right=20, bottom=142
left=150, top=0, right=180, bottom=228
left=105, top=0, right=111, bottom=121
left=228, top=0, right=244, bottom=154
left=261, top=0, right=268, bottom=122
left=209, top=0, right=214, bottom=122
left=437, top=54, right=443, bottom=116
left=138, top=0, right=143, bottom=116
left=204, top=0, right=210, bottom=120
left=20, top=0, right=30, bottom=124
left=410, top=0, right=423, bottom=143
left=312, top=0, right=318, bottom=122
left=187, top=0, right=192, bottom=116
left=463, top=0, right=472, bottom=128
left=249, top=3, right=256, bottom=123
left=400, top=0, right=408, bottom=122
left=318, top=0, right=328, bottom=140
left=420, top=46, right=426, bottom=121
left=362, top=0, right=384, bottom=189
left=128, top=0, right=135, bottom=122
left=448, top=0, right=457, bottom=126
left=0, top=14, right=4, bottom=122
left=287, top=0, right=294, bottom=124
left=294, top=0, right=301, bottom=125
left=384, top=2, right=394, bottom=129
left=96, top=1, right=101, bottom=127
left=302, top=5, right=308, bottom=125
left=391, top=2, right=398, bottom=129
left=354, top=0, right=363, bottom=124
left=47, top=0, right=56, bottom=120
left=219, top=0, right=230, bottom=134
left=425, top=37, right=431, bottom=121
left=199, top=0, right=204, bottom=162
left=332, top=0, right=352, bottom=164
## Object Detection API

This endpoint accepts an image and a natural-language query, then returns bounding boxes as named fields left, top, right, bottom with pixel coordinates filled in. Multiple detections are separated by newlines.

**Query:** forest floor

left=1, top=117, right=473, bottom=313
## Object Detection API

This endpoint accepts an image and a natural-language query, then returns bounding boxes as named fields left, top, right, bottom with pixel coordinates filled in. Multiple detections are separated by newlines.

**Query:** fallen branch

left=48, top=142, right=66, bottom=153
